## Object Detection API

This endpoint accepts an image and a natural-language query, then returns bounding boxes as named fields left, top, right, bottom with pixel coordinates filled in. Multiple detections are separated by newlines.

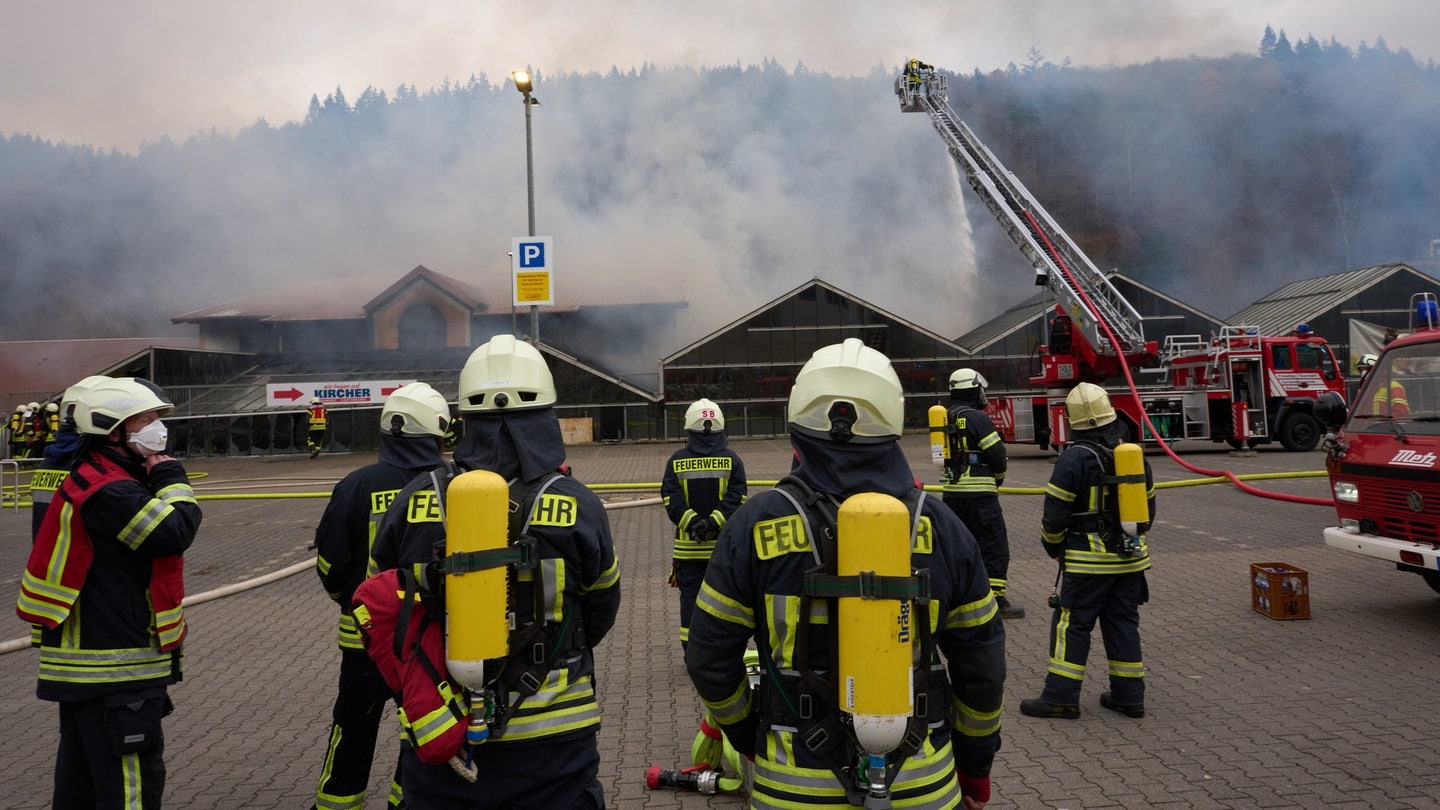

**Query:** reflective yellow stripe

left=696, top=581, right=755, bottom=628
left=39, top=645, right=174, bottom=684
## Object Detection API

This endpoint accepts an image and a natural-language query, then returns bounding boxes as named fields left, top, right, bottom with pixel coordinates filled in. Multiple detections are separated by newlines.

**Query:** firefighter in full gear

left=941, top=368, right=1023, bottom=620
left=25, top=401, right=45, bottom=458
left=1020, top=382, right=1154, bottom=720
left=370, top=335, right=621, bottom=809
left=8, top=403, right=26, bottom=458
left=30, top=376, right=112, bottom=541
left=686, top=338, right=1006, bottom=809
left=308, top=397, right=330, bottom=458
left=661, top=398, right=748, bottom=650
left=312, top=382, right=452, bottom=810
left=16, top=377, right=201, bottom=809
left=43, top=402, right=60, bottom=447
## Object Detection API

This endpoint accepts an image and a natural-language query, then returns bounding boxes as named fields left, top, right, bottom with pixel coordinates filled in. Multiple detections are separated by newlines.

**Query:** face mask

left=128, top=419, right=169, bottom=457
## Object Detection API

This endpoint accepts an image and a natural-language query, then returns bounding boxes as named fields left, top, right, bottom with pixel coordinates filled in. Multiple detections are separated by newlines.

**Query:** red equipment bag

left=352, top=567, right=470, bottom=765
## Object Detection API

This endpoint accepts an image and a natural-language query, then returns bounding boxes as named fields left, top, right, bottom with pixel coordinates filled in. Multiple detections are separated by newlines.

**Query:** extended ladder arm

left=896, top=66, right=1151, bottom=375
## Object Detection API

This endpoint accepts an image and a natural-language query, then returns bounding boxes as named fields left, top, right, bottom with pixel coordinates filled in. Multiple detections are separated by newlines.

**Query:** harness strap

left=772, top=476, right=939, bottom=803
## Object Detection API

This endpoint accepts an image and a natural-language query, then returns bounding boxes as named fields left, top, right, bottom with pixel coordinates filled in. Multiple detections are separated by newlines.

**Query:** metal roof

left=661, top=277, right=964, bottom=364
left=1226, top=263, right=1431, bottom=335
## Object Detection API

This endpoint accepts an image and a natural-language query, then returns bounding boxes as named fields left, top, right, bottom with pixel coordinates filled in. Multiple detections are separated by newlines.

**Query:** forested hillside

left=1, top=31, right=1435, bottom=353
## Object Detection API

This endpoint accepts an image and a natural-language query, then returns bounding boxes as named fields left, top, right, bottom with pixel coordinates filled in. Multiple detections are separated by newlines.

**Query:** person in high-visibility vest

left=311, top=383, right=451, bottom=810
left=661, top=398, right=747, bottom=651
left=686, top=338, right=1006, bottom=809
left=370, top=336, right=621, bottom=808
left=307, top=398, right=329, bottom=458
left=7, top=404, right=25, bottom=458
left=1020, top=382, right=1155, bottom=721
left=16, top=377, right=200, bottom=809
left=941, top=368, right=1023, bottom=619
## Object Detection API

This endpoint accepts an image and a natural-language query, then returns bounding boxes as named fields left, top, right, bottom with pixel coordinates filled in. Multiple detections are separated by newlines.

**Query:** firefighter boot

left=996, top=596, right=1025, bottom=619
left=1019, top=698, right=1080, bottom=719
left=1099, top=691, right=1145, bottom=718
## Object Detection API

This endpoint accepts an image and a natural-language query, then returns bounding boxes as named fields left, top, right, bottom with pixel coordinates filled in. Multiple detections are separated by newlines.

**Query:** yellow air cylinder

left=1114, top=442, right=1147, bottom=536
left=837, top=492, right=914, bottom=755
left=928, top=404, right=950, bottom=468
left=444, top=469, right=511, bottom=691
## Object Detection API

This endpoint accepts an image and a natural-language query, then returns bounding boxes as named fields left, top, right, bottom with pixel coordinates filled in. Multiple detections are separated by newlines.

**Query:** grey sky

left=4, top=0, right=1437, bottom=151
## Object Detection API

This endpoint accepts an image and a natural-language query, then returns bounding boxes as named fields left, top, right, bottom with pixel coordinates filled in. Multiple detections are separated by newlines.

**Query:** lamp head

left=512, top=70, right=533, bottom=94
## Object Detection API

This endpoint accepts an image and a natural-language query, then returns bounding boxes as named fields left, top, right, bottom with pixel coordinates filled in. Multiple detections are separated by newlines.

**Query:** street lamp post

left=512, top=69, right=540, bottom=343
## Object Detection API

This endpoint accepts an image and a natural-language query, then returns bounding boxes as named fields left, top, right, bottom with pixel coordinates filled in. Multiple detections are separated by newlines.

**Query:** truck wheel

left=1423, top=571, right=1440, bottom=595
left=1278, top=412, right=1320, bottom=452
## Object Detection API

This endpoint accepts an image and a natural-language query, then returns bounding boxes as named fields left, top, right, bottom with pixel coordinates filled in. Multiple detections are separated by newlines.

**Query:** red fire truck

left=896, top=63, right=1345, bottom=450
left=1318, top=293, right=1440, bottom=592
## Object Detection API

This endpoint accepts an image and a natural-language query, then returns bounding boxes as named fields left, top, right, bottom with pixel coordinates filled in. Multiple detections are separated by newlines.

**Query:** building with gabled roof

left=659, top=277, right=966, bottom=437
left=1227, top=263, right=1440, bottom=369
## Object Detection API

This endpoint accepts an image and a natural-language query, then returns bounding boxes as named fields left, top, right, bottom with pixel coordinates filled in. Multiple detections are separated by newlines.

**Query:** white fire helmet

left=1065, top=382, right=1116, bottom=430
left=787, top=338, right=904, bottom=443
left=458, top=335, right=557, bottom=414
left=62, top=375, right=114, bottom=418
left=685, top=398, right=724, bottom=433
left=948, top=368, right=987, bottom=392
left=381, top=382, right=451, bottom=437
left=74, top=378, right=173, bottom=437
left=949, top=367, right=989, bottom=406
left=1357, top=353, right=1378, bottom=370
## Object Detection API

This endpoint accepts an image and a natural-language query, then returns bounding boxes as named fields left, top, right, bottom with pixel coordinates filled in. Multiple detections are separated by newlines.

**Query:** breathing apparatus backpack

left=351, top=462, right=566, bottom=769
left=759, top=475, right=943, bottom=806
left=1068, top=439, right=1149, bottom=554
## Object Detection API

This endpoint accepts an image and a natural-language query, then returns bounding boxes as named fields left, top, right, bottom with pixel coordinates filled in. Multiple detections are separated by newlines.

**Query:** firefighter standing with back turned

left=1020, top=382, right=1155, bottom=720
left=686, top=338, right=1005, bottom=809
left=369, top=335, right=621, bottom=809
left=309, top=397, right=330, bottom=458
left=941, top=368, right=1024, bottom=619
left=661, top=397, right=747, bottom=651
left=16, top=377, right=201, bottom=809
left=311, top=382, right=453, bottom=810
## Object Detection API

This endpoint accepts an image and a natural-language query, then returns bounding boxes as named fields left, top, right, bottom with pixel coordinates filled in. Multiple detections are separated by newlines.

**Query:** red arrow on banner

left=274, top=387, right=306, bottom=401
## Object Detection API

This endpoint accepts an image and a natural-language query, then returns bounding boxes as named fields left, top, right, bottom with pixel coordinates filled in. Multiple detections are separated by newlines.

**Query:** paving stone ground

left=3, top=435, right=1439, bottom=808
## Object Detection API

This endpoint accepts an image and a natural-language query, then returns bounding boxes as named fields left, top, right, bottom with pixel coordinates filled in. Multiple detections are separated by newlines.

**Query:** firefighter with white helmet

left=686, top=338, right=1005, bottom=809
left=307, top=397, right=329, bottom=458
left=29, top=375, right=113, bottom=540
left=23, top=401, right=46, bottom=457
left=311, top=382, right=452, bottom=810
left=18, top=377, right=201, bottom=808
left=942, top=367, right=1023, bottom=619
left=370, top=335, right=620, bottom=808
left=8, top=402, right=26, bottom=458
left=661, top=398, right=748, bottom=651
left=1020, top=382, right=1155, bottom=720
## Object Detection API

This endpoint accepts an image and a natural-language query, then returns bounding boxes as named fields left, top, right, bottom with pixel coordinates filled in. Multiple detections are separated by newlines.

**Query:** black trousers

left=1040, top=571, right=1148, bottom=705
left=942, top=494, right=1011, bottom=594
left=315, top=647, right=404, bottom=809
left=400, top=732, right=604, bottom=809
left=54, top=691, right=169, bottom=810
left=675, top=559, right=709, bottom=648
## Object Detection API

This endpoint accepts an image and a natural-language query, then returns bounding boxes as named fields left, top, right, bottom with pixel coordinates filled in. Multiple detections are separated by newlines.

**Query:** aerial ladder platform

left=896, top=62, right=1155, bottom=383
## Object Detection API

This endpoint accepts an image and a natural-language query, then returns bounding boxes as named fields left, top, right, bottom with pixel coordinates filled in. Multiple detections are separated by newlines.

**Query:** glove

left=689, top=517, right=717, bottom=543
left=958, top=773, right=991, bottom=805
left=667, top=561, right=678, bottom=589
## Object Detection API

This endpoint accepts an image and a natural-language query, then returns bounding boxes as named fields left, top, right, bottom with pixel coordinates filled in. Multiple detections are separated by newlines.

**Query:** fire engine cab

left=1318, top=293, right=1440, bottom=593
